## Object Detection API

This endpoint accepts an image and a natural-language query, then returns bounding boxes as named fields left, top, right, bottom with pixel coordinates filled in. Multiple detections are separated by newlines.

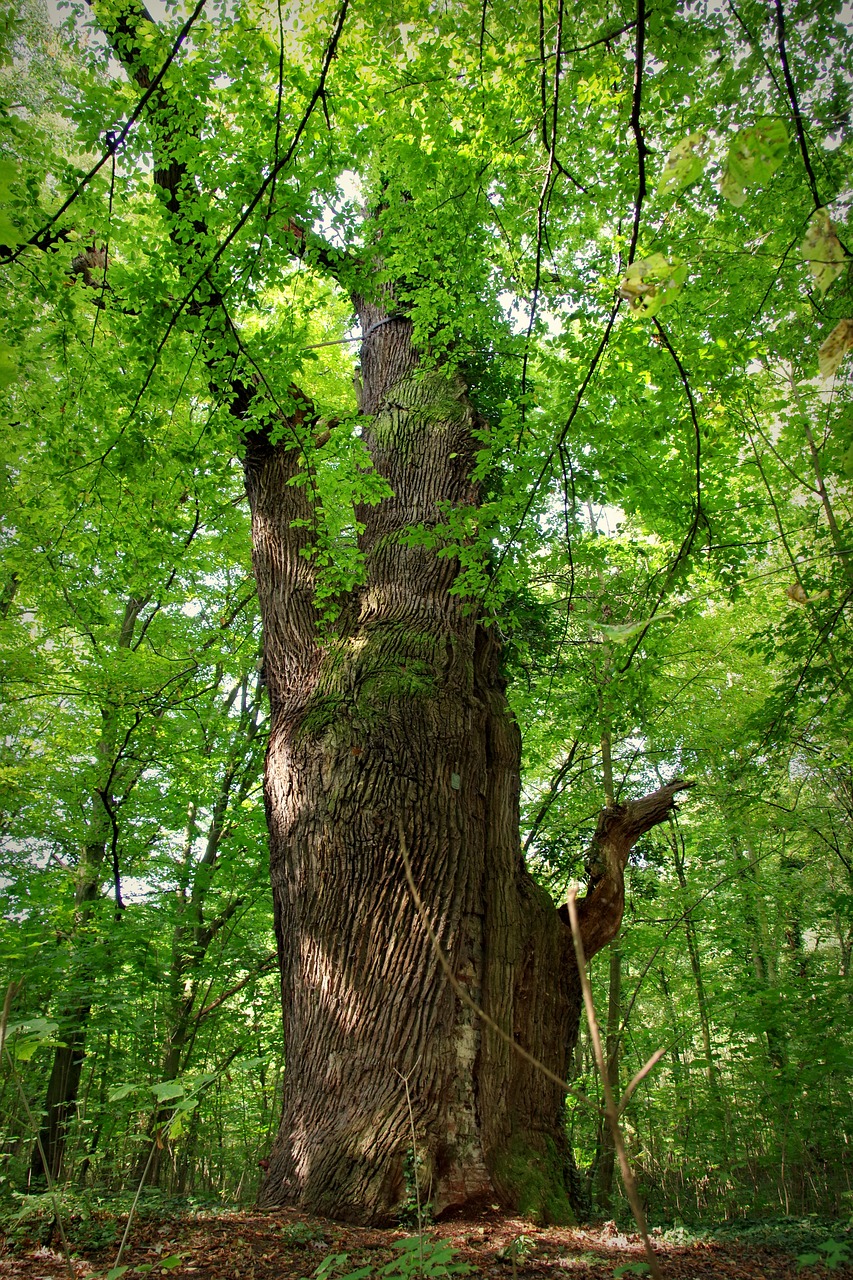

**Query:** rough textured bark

left=246, top=309, right=692, bottom=1224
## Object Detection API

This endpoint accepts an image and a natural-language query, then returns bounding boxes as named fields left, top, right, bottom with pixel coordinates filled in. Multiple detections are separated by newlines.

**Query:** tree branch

left=561, top=779, right=694, bottom=959
left=773, top=0, right=822, bottom=211
left=195, top=954, right=278, bottom=1022
left=627, top=0, right=648, bottom=266
left=0, top=0, right=208, bottom=261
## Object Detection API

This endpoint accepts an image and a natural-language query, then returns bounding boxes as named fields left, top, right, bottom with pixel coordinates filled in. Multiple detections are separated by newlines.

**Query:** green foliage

left=0, top=0, right=852, bottom=1224
left=798, top=1239, right=853, bottom=1272
left=311, top=1237, right=471, bottom=1280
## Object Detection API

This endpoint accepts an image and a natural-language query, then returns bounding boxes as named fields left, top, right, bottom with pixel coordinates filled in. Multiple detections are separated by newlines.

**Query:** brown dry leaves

left=3, top=1209, right=852, bottom=1280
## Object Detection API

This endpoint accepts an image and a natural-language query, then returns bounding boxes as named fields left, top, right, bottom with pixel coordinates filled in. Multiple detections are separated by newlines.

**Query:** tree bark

left=247, top=310, right=692, bottom=1223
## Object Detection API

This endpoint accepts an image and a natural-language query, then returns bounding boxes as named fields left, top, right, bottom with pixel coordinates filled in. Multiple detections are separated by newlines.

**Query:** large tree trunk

left=246, top=313, right=690, bottom=1224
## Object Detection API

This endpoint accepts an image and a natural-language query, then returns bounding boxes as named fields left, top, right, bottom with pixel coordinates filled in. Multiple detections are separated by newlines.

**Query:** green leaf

left=167, top=1113, right=186, bottom=1139
left=720, top=118, right=789, bottom=206
left=0, top=345, right=19, bottom=389
left=159, top=1256, right=183, bottom=1270
left=108, top=1083, right=140, bottom=1102
left=0, top=210, right=20, bottom=247
left=618, top=256, right=687, bottom=317
left=842, top=439, right=853, bottom=479
left=151, top=1081, right=186, bottom=1102
left=105, top=1267, right=130, bottom=1280
left=655, top=131, right=710, bottom=197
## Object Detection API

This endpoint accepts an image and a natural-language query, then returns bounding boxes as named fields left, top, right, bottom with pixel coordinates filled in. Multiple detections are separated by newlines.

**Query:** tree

left=1, top=0, right=851, bottom=1227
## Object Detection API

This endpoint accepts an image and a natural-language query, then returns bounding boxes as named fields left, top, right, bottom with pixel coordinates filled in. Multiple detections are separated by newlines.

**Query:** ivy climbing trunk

left=246, top=312, right=691, bottom=1224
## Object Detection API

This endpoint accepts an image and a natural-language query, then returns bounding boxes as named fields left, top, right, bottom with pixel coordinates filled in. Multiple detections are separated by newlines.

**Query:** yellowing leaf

left=720, top=118, right=788, bottom=207
left=801, top=210, right=846, bottom=295
left=786, top=583, right=829, bottom=605
left=818, top=318, right=853, bottom=379
left=656, top=131, right=710, bottom=197
left=618, top=255, right=687, bottom=318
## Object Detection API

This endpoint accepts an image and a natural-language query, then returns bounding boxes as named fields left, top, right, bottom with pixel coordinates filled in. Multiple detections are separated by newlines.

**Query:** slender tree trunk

left=734, top=839, right=788, bottom=1070
left=248, top=313, right=691, bottom=1223
left=667, top=819, right=719, bottom=1093
left=30, top=598, right=143, bottom=1184
left=594, top=941, right=621, bottom=1212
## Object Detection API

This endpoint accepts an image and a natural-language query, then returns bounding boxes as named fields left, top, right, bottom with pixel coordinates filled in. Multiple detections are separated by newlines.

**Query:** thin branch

left=618, top=1044, right=667, bottom=1114
left=115, top=0, right=351, bottom=425
left=627, top=0, right=648, bottom=266
left=521, top=0, right=565, bottom=420
left=566, top=892, right=662, bottom=1279
left=0, top=0, right=208, bottom=263
left=523, top=739, right=581, bottom=854
left=195, top=954, right=278, bottom=1022
left=484, top=302, right=621, bottom=601
left=614, top=318, right=704, bottom=673
left=542, top=19, right=640, bottom=58
left=773, top=0, right=822, bottom=210
left=397, top=820, right=601, bottom=1113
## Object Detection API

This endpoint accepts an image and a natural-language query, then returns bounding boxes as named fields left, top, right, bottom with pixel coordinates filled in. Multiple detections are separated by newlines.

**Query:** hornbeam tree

left=2, top=0, right=850, bottom=1224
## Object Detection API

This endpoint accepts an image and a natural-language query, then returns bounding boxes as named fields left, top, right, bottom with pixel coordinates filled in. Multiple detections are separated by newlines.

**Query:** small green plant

left=309, top=1236, right=471, bottom=1280
left=498, top=1235, right=536, bottom=1262
left=96, top=1254, right=184, bottom=1280
left=613, top=1264, right=651, bottom=1279
left=797, top=1239, right=852, bottom=1271
left=498, top=1234, right=536, bottom=1280
left=282, top=1221, right=325, bottom=1246
left=397, top=1148, right=433, bottom=1228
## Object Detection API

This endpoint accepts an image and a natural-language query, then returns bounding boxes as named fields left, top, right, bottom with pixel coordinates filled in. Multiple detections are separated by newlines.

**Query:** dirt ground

left=2, top=1206, right=852, bottom=1280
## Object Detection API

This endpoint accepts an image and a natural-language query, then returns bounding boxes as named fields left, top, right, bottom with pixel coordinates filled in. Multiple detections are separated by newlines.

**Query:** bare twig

left=113, top=1140, right=158, bottom=1269
left=618, top=1045, right=667, bottom=1114
left=565, top=893, right=663, bottom=1279
left=0, top=980, right=20, bottom=1053
left=394, top=1066, right=425, bottom=1262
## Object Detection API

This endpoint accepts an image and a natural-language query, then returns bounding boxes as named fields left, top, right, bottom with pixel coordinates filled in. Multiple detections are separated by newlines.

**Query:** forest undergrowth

left=3, top=1202, right=853, bottom=1280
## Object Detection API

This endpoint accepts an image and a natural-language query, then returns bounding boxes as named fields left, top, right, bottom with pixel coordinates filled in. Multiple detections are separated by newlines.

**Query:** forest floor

left=2, top=1205, right=853, bottom=1280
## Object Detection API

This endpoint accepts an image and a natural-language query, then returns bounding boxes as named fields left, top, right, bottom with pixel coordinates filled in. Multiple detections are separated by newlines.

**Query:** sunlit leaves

left=618, top=254, right=687, bottom=317
left=0, top=156, right=21, bottom=247
left=655, top=131, right=710, bottom=197
left=720, top=119, right=789, bottom=207
left=801, top=210, right=846, bottom=295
